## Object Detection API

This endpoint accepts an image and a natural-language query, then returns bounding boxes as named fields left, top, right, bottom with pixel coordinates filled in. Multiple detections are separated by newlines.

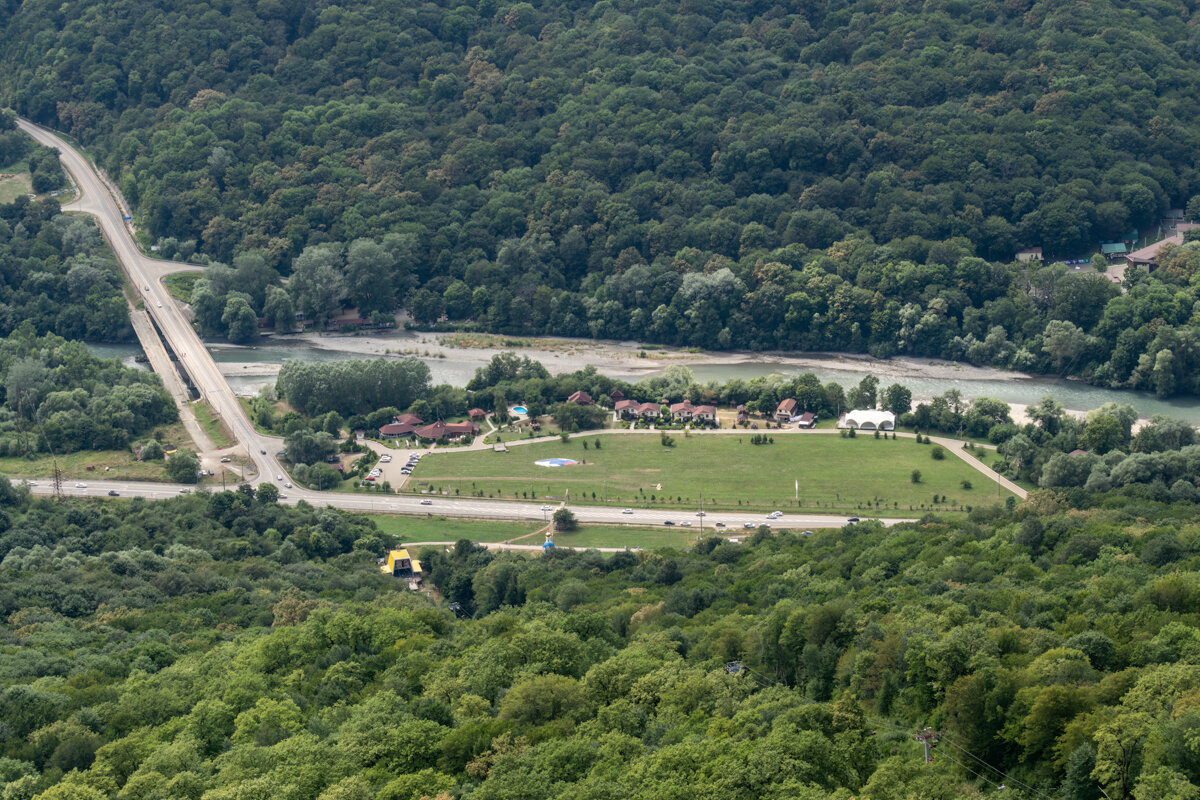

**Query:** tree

left=166, top=450, right=201, bottom=483
left=882, top=383, right=912, bottom=416
left=288, top=245, right=347, bottom=326
left=553, top=508, right=577, bottom=531
left=911, top=469, right=921, bottom=483
left=256, top=482, right=279, bottom=503
left=847, top=375, right=879, bottom=409
left=221, top=295, right=259, bottom=343
left=1043, top=320, right=1092, bottom=373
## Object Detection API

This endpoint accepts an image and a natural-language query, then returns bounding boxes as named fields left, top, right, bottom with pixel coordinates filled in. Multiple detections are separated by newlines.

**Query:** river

left=88, top=334, right=1200, bottom=425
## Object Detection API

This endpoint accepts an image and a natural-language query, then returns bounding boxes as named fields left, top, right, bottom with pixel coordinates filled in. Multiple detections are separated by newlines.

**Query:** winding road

left=16, top=118, right=999, bottom=534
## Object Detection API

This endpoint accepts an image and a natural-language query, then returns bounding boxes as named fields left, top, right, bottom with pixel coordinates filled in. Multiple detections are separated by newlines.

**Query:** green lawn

left=0, top=171, right=31, bottom=203
left=406, top=432, right=1015, bottom=515
left=368, top=515, right=539, bottom=543
left=164, top=273, right=201, bottom=302
left=554, top=525, right=699, bottom=549
left=0, top=449, right=168, bottom=482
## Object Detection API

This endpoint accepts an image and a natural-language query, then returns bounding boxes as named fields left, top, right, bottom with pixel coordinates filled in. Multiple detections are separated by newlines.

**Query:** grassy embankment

left=406, top=432, right=1015, bottom=515
left=193, top=400, right=235, bottom=448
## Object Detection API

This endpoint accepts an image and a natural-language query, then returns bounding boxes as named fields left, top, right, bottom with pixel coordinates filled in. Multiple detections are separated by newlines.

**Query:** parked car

left=420, top=499, right=433, bottom=505
left=400, top=469, right=411, bottom=475
left=260, top=449, right=266, bottom=454
left=744, top=522, right=756, bottom=529
left=220, top=457, right=231, bottom=463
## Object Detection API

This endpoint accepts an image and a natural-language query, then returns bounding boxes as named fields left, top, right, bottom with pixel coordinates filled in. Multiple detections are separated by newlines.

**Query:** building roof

left=468, top=408, right=487, bottom=419
left=797, top=412, right=815, bottom=423
left=379, top=422, right=415, bottom=436
left=776, top=398, right=797, bottom=414
left=1100, top=242, right=1127, bottom=255
left=840, top=409, right=896, bottom=428
left=415, top=420, right=478, bottom=439
left=669, top=400, right=694, bottom=414
left=609, top=389, right=625, bottom=400
left=1127, top=234, right=1184, bottom=265
left=615, top=399, right=638, bottom=411
left=567, top=390, right=593, bottom=404
left=396, top=413, right=424, bottom=425
left=638, top=402, right=661, bottom=415
left=694, top=404, right=716, bottom=416
left=1017, top=246, right=1043, bottom=255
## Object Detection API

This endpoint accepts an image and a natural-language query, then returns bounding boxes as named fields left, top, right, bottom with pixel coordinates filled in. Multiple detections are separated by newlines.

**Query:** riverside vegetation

left=4, top=4, right=1200, bottom=393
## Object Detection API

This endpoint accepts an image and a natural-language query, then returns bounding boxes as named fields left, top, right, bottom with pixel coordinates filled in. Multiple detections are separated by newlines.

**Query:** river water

left=88, top=337, right=1200, bottom=424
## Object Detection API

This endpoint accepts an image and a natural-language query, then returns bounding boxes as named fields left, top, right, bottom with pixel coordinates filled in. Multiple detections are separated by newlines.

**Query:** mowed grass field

left=368, top=515, right=540, bottom=543
left=407, top=433, right=1015, bottom=515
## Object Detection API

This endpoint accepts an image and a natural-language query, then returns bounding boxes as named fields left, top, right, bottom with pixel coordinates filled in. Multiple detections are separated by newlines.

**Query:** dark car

left=107, top=490, right=120, bottom=497
left=847, top=517, right=860, bottom=523
left=663, top=520, right=675, bottom=526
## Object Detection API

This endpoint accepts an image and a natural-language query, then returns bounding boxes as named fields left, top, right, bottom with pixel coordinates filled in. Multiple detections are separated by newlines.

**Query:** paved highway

left=18, top=118, right=906, bottom=533
left=25, top=478, right=906, bottom=529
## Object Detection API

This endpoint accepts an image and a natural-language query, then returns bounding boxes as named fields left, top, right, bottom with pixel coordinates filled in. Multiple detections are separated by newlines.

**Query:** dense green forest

left=4, top=1, right=1200, bottom=393
left=5, top=482, right=1200, bottom=797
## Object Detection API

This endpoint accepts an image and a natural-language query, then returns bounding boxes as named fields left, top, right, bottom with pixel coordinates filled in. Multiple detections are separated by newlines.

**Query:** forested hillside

left=6, top=0, right=1200, bottom=394
left=5, top=484, right=1200, bottom=798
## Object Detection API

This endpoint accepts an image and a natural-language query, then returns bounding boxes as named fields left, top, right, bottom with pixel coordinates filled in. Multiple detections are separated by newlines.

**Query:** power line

left=938, top=735, right=1054, bottom=800
left=938, top=749, right=1009, bottom=792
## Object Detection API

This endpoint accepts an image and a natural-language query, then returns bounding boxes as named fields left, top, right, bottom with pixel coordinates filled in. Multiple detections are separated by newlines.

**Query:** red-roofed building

left=468, top=408, right=487, bottom=421
left=567, top=390, right=593, bottom=405
left=774, top=398, right=797, bottom=422
left=669, top=400, right=694, bottom=421
left=609, top=389, right=625, bottom=402
left=796, top=412, right=816, bottom=428
left=415, top=420, right=479, bottom=441
left=396, top=413, right=424, bottom=426
left=637, top=402, right=661, bottom=419
left=615, top=399, right=639, bottom=418
left=694, top=404, right=717, bottom=423
left=379, top=422, right=416, bottom=438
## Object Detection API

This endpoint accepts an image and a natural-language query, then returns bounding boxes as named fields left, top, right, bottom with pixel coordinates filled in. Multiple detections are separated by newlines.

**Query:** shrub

left=911, top=469, right=922, bottom=483
left=931, top=446, right=946, bottom=460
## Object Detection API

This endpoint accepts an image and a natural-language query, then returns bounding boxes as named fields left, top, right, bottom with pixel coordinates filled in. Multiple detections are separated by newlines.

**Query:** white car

left=278, top=494, right=288, bottom=500
left=420, top=499, right=433, bottom=505
left=284, top=482, right=292, bottom=488
left=541, top=505, right=554, bottom=511
left=767, top=511, right=783, bottom=519
left=25, top=481, right=36, bottom=487
left=74, top=482, right=87, bottom=488
left=156, top=302, right=162, bottom=307
left=144, top=285, right=149, bottom=291
left=380, top=456, right=391, bottom=463
left=220, top=457, right=231, bottom=463
left=276, top=475, right=284, bottom=481
left=179, top=488, right=191, bottom=493
left=680, top=521, right=692, bottom=527
left=622, top=508, right=633, bottom=514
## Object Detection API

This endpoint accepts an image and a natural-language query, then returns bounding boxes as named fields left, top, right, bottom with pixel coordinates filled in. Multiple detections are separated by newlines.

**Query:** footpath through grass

left=407, top=432, right=1015, bottom=515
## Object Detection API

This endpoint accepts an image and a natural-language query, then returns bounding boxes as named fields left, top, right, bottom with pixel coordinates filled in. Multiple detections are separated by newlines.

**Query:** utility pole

left=914, top=727, right=939, bottom=763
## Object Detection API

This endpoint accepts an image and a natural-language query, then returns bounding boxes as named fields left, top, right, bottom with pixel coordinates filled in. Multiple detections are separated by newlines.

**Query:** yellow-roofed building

left=381, top=548, right=411, bottom=575
left=380, top=549, right=423, bottom=580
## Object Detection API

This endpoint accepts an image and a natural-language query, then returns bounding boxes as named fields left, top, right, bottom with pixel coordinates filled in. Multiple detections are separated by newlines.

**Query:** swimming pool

left=511, top=405, right=528, bottom=415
